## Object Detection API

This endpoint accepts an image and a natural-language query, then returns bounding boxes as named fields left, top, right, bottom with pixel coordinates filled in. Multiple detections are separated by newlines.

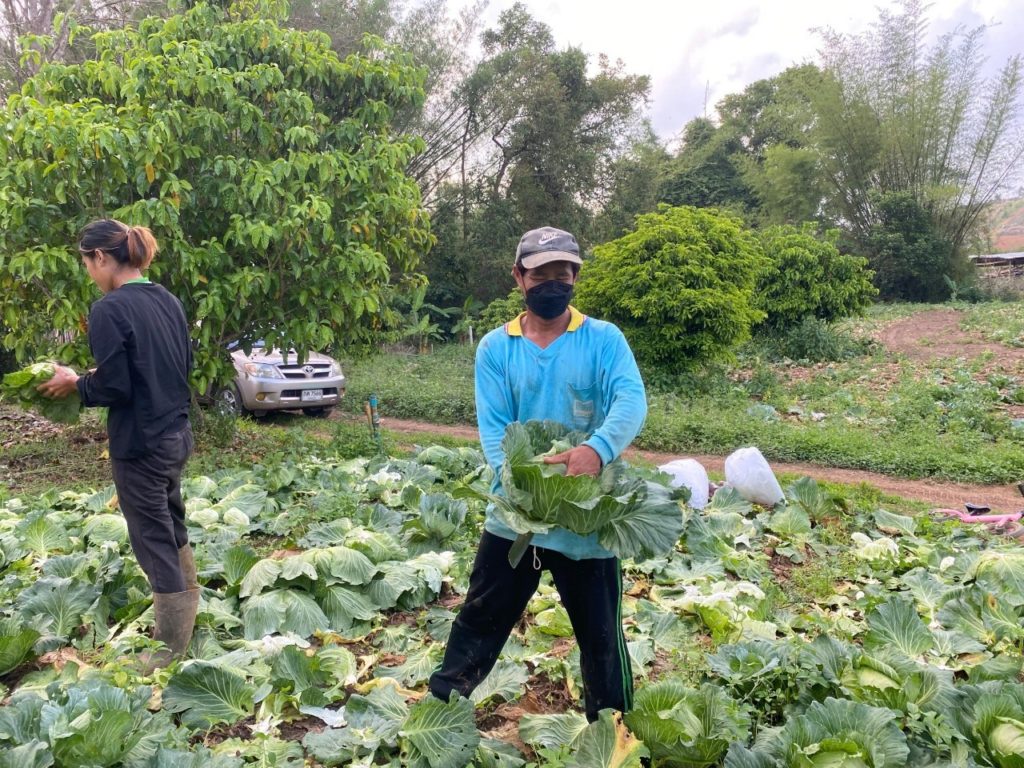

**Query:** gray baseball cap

left=515, top=226, right=582, bottom=270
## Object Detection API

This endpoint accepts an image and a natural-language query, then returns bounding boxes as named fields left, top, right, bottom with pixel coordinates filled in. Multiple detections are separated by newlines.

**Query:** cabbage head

left=624, top=681, right=748, bottom=767
left=1, top=362, right=81, bottom=424
left=742, top=697, right=909, bottom=768
left=971, top=682, right=1024, bottom=767
left=478, top=420, right=685, bottom=563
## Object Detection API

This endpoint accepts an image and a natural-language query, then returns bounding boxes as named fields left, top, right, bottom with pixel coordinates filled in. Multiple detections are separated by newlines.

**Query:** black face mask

left=525, top=280, right=573, bottom=320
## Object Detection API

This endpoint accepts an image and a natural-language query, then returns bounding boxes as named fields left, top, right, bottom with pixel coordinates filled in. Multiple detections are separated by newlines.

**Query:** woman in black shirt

left=39, top=219, right=198, bottom=671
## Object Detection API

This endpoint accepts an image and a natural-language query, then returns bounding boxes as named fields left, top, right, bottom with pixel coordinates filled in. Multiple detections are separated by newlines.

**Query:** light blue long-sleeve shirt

left=475, top=306, right=648, bottom=559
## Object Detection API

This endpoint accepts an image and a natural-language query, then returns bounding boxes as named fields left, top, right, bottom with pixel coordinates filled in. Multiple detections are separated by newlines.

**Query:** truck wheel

left=302, top=406, right=334, bottom=418
left=214, top=385, right=245, bottom=417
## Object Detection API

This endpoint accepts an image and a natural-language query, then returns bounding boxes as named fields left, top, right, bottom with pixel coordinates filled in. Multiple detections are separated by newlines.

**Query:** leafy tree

left=1, top=0, right=170, bottom=96
left=865, top=191, right=959, bottom=302
left=0, top=0, right=431, bottom=394
left=422, top=186, right=523, bottom=309
left=574, top=205, right=767, bottom=371
left=726, top=66, right=830, bottom=225
left=591, top=127, right=670, bottom=243
left=287, top=0, right=487, bottom=200
left=660, top=65, right=826, bottom=224
left=743, top=143, right=826, bottom=226
left=659, top=117, right=755, bottom=212
left=815, top=0, right=1024, bottom=259
left=716, top=64, right=822, bottom=158
left=495, top=43, right=649, bottom=232
left=421, top=3, right=649, bottom=311
left=755, top=224, right=877, bottom=329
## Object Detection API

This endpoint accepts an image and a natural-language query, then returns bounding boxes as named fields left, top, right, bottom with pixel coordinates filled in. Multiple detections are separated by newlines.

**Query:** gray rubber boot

left=154, top=589, right=199, bottom=655
left=136, top=589, right=199, bottom=674
left=178, top=544, right=200, bottom=592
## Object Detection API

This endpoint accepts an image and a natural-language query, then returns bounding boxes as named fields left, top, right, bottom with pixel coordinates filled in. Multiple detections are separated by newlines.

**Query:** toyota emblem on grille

left=303, top=365, right=315, bottom=375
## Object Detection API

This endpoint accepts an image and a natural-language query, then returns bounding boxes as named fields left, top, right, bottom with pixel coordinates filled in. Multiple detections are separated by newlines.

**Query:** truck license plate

left=301, top=389, right=323, bottom=402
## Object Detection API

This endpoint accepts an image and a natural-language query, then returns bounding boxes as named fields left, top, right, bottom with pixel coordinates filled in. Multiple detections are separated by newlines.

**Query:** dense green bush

left=477, top=290, right=524, bottom=334
left=191, top=406, right=238, bottom=452
left=866, top=191, right=966, bottom=302
left=574, top=205, right=767, bottom=369
left=331, top=419, right=396, bottom=458
left=756, top=224, right=877, bottom=328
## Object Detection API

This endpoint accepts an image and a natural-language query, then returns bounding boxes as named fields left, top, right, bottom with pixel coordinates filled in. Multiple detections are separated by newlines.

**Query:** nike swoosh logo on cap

left=537, top=233, right=558, bottom=245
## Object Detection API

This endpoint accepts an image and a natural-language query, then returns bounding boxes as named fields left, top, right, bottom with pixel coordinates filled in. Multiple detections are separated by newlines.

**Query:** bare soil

left=476, top=672, right=579, bottom=758
left=874, top=308, right=1024, bottom=368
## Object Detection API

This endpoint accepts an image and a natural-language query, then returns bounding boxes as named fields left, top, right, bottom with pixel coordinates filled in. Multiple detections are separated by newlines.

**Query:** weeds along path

left=371, top=416, right=1024, bottom=513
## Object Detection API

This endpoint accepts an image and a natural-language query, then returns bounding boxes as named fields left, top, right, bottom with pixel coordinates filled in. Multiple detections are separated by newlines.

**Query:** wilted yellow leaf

left=354, top=676, right=421, bottom=699
left=606, top=711, right=646, bottom=767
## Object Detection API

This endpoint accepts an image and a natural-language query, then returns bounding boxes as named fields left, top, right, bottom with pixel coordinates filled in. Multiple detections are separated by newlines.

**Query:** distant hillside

left=984, top=197, right=1024, bottom=254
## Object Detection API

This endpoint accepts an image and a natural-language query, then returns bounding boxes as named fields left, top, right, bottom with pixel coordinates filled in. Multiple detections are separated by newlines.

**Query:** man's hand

left=37, top=365, right=79, bottom=398
left=543, top=444, right=602, bottom=477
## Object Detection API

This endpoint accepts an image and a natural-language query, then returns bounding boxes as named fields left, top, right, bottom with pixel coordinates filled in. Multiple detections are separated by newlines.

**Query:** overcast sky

left=466, top=0, right=1021, bottom=142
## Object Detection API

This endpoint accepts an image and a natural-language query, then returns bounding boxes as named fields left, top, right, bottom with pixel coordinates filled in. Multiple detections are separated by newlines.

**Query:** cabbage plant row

left=0, top=443, right=1022, bottom=767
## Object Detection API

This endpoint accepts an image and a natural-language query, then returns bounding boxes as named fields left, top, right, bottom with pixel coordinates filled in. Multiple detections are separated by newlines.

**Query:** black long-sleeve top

left=76, top=282, right=192, bottom=459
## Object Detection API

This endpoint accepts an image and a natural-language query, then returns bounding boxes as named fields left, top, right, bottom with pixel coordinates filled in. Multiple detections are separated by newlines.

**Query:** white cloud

left=469, top=0, right=1021, bottom=139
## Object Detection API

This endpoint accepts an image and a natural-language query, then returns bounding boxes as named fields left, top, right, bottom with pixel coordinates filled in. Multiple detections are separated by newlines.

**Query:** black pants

left=111, top=425, right=193, bottom=593
left=429, top=531, right=633, bottom=721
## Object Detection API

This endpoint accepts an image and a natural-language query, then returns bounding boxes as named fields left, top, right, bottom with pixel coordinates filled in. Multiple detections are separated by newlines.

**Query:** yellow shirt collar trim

left=506, top=305, right=586, bottom=336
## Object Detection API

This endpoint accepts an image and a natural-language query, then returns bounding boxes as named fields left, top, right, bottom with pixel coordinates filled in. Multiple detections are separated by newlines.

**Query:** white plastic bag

left=724, top=447, right=784, bottom=507
left=658, top=458, right=710, bottom=509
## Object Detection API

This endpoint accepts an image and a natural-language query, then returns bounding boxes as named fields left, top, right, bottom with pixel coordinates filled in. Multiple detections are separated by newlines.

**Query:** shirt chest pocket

left=568, top=381, right=602, bottom=433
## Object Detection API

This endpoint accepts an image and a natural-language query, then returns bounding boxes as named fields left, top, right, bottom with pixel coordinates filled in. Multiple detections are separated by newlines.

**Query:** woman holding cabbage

left=428, top=226, right=647, bottom=721
left=38, top=219, right=198, bottom=671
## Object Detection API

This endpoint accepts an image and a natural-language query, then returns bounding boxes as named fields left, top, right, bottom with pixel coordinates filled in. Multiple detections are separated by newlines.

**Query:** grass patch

left=339, top=345, right=476, bottom=424
left=640, top=393, right=1024, bottom=483
left=6, top=302, right=1023, bottom=491
left=0, top=410, right=111, bottom=496
left=748, top=318, right=874, bottom=364
left=959, top=300, right=1024, bottom=347
left=835, top=301, right=936, bottom=336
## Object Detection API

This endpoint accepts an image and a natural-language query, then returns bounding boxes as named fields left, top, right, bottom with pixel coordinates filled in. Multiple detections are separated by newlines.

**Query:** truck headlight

left=243, top=362, right=283, bottom=379
left=330, top=362, right=344, bottom=377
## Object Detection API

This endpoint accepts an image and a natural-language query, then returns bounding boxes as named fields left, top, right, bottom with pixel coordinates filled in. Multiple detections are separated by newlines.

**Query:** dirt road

left=376, top=417, right=1024, bottom=512
left=876, top=309, right=1024, bottom=367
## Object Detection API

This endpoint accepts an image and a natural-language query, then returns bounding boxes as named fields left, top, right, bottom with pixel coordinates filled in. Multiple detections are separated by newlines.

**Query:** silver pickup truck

left=216, top=342, right=346, bottom=418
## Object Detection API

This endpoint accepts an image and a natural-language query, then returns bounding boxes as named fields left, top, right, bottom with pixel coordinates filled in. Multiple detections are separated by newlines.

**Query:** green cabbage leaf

left=1, top=362, right=81, bottom=424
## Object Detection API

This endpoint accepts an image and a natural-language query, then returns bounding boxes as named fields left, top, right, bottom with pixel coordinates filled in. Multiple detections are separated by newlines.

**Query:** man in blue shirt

left=428, top=226, right=647, bottom=721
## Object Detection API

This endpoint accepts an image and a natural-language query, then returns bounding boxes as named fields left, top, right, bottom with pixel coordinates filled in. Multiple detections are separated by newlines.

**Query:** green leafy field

left=2, top=438, right=1023, bottom=767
